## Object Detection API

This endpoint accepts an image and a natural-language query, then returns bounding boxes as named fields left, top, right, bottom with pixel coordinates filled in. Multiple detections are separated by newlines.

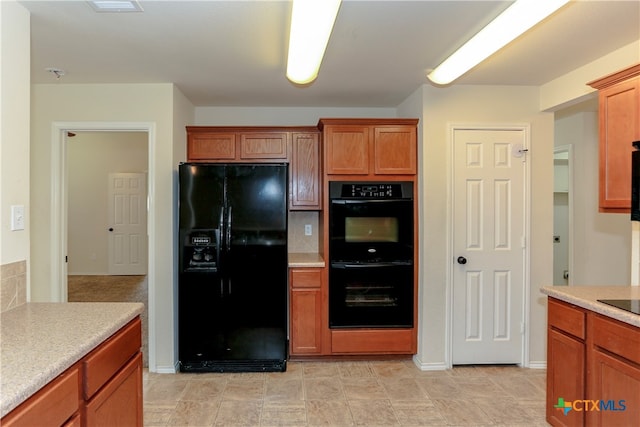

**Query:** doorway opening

left=553, top=145, right=572, bottom=286
left=50, top=122, right=156, bottom=370
left=65, top=131, right=149, bottom=366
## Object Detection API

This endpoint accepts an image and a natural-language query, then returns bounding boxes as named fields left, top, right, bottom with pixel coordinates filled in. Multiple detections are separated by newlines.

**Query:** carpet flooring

left=67, top=274, right=148, bottom=367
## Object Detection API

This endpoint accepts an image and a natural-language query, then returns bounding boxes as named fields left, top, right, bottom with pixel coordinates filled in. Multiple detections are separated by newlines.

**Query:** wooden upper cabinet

left=186, top=127, right=292, bottom=163
left=290, top=132, right=321, bottom=209
left=319, top=118, right=418, bottom=177
left=324, top=126, right=369, bottom=175
left=186, top=126, right=322, bottom=210
left=374, top=126, right=417, bottom=174
left=588, top=64, right=640, bottom=213
left=188, top=132, right=236, bottom=160
left=240, top=133, right=288, bottom=160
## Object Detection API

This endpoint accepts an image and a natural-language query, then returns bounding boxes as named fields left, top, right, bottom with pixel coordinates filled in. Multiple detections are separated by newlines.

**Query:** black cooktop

left=597, top=299, right=640, bottom=315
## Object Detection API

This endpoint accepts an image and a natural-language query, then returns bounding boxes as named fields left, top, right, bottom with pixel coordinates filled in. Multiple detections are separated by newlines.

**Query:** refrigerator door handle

left=226, top=206, right=232, bottom=252
left=217, top=206, right=224, bottom=266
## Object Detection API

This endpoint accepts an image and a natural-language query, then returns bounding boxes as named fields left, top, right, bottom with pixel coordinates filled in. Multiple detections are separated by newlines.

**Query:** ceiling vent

left=87, top=1, right=143, bottom=13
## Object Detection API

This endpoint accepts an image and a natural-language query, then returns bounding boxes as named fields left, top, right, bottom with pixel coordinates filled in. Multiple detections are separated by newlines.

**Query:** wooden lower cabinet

left=546, top=298, right=640, bottom=426
left=0, top=366, right=81, bottom=427
left=84, top=353, right=143, bottom=427
left=547, top=328, right=585, bottom=426
left=289, top=268, right=323, bottom=355
left=587, top=313, right=640, bottom=426
left=589, top=349, right=640, bottom=425
left=546, top=298, right=586, bottom=427
left=1, top=317, right=142, bottom=427
left=331, top=329, right=415, bottom=354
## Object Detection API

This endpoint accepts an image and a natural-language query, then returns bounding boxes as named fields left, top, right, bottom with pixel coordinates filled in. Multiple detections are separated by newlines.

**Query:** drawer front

left=331, top=329, right=415, bottom=354
left=1, top=366, right=80, bottom=427
left=83, top=318, right=142, bottom=399
left=591, top=314, right=640, bottom=365
left=290, top=269, right=322, bottom=288
left=548, top=298, right=586, bottom=340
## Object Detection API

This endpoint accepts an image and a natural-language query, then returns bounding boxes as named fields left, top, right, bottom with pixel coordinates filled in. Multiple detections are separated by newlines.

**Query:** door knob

left=457, top=256, right=467, bottom=265
left=108, top=227, right=114, bottom=232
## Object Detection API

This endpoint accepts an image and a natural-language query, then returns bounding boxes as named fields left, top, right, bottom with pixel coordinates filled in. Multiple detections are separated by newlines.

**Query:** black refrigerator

left=178, top=163, right=288, bottom=372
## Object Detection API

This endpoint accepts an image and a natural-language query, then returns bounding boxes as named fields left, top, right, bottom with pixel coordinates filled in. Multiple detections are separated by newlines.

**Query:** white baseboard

left=527, top=361, right=547, bottom=370
left=68, top=272, right=109, bottom=276
left=412, top=355, right=448, bottom=371
left=152, top=363, right=178, bottom=374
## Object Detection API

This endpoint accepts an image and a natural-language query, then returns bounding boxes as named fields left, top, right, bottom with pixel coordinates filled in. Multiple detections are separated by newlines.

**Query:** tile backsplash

left=288, top=211, right=320, bottom=253
left=1, top=260, right=27, bottom=312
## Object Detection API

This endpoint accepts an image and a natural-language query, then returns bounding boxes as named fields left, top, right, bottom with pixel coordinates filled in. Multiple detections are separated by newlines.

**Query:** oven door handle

left=330, top=199, right=411, bottom=205
left=331, top=261, right=412, bottom=269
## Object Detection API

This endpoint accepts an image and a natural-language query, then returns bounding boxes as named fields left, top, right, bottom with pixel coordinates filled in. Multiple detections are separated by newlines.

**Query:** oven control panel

left=332, top=182, right=411, bottom=199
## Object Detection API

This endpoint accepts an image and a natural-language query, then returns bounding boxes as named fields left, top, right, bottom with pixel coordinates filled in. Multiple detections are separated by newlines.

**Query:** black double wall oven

left=329, top=181, right=414, bottom=329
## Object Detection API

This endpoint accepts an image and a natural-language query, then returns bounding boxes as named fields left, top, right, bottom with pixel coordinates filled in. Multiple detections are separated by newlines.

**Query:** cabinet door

left=588, top=349, right=640, bottom=426
left=290, top=132, right=321, bottom=210
left=240, top=132, right=288, bottom=159
left=84, top=352, right=143, bottom=427
left=290, top=269, right=323, bottom=355
left=325, top=126, right=369, bottom=175
left=187, top=133, right=237, bottom=160
left=546, top=328, right=585, bottom=426
left=374, top=126, right=417, bottom=175
left=598, top=77, right=640, bottom=212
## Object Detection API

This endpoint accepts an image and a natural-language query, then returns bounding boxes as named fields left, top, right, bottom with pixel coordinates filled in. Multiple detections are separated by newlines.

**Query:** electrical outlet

left=11, top=205, right=25, bottom=231
left=304, top=224, right=312, bottom=236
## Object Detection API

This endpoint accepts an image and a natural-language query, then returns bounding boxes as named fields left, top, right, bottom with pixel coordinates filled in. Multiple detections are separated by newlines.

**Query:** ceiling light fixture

left=286, top=0, right=342, bottom=85
left=87, top=0, right=143, bottom=13
left=427, top=0, right=570, bottom=85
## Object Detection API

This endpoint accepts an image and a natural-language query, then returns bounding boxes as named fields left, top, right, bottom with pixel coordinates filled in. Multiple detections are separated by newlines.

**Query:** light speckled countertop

left=0, top=302, right=144, bottom=418
left=541, top=285, right=640, bottom=327
left=288, top=252, right=325, bottom=268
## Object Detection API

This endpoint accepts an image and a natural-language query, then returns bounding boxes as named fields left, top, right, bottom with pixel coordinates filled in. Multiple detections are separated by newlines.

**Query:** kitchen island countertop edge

left=541, top=285, right=640, bottom=328
left=0, top=302, right=144, bottom=418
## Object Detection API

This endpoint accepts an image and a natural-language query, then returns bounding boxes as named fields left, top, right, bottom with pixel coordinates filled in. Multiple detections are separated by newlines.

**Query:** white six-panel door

left=108, top=172, right=148, bottom=275
left=452, top=128, right=527, bottom=364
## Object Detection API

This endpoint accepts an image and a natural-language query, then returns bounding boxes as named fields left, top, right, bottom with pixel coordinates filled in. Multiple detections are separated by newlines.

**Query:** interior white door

left=452, top=128, right=527, bottom=364
left=108, top=172, right=147, bottom=275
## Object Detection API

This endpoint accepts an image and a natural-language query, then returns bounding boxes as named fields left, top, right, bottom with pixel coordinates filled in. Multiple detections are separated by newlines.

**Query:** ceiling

left=19, top=0, right=640, bottom=108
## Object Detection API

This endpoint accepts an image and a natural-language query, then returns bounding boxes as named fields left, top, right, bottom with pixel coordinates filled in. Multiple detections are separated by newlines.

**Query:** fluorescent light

left=427, top=0, right=570, bottom=85
left=88, top=1, right=143, bottom=13
left=286, top=0, right=342, bottom=85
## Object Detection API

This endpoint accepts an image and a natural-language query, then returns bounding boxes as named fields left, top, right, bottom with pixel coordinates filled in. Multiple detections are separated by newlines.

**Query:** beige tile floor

left=143, top=360, right=548, bottom=426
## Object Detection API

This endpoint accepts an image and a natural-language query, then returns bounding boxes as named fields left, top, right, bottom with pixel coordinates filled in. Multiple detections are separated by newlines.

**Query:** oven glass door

left=330, top=199, right=413, bottom=263
left=329, top=263, right=413, bottom=328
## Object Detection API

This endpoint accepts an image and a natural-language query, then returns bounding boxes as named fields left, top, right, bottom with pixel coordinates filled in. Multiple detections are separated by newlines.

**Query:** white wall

left=555, top=111, right=631, bottom=285
left=401, top=84, right=554, bottom=368
left=30, top=83, right=194, bottom=373
left=540, top=40, right=640, bottom=111
left=195, top=106, right=397, bottom=125
left=1, top=0, right=30, bottom=268
left=67, top=131, right=147, bottom=275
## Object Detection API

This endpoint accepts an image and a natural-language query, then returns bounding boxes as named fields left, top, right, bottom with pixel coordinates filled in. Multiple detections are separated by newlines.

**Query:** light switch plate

left=11, top=205, right=25, bottom=231
left=304, top=224, right=312, bottom=236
